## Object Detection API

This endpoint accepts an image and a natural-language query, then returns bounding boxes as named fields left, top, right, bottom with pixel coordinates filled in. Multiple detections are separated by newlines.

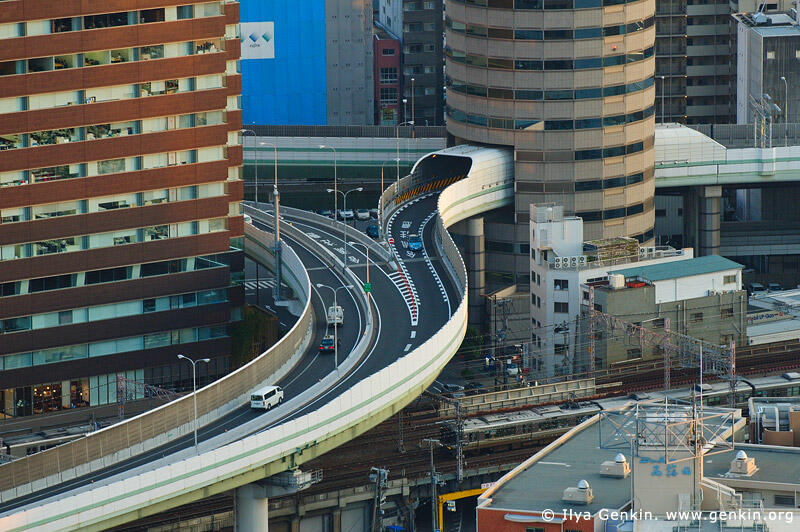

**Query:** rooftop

left=733, top=11, right=800, bottom=36
left=614, top=255, right=742, bottom=282
left=481, top=402, right=746, bottom=515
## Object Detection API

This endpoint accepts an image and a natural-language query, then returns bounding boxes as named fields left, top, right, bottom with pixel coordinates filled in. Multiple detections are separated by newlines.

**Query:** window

left=380, top=87, right=398, bottom=105
left=652, top=318, right=665, bottom=328
left=627, top=348, right=642, bottom=360
left=721, top=307, right=734, bottom=319
left=554, top=302, right=568, bottom=313
left=723, top=274, right=736, bottom=284
left=382, top=48, right=395, bottom=56
left=380, top=67, right=398, bottom=84
left=526, top=528, right=545, bottom=532
left=691, top=312, right=703, bottom=323
left=554, top=279, right=569, bottom=291
left=773, top=494, right=794, bottom=506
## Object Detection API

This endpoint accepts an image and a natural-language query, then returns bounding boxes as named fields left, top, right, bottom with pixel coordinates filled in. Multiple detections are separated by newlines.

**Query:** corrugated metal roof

left=614, top=255, right=742, bottom=282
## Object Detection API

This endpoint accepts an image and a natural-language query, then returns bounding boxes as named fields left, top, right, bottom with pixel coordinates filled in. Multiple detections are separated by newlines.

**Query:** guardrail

left=0, top=151, right=489, bottom=529
left=0, top=229, right=314, bottom=504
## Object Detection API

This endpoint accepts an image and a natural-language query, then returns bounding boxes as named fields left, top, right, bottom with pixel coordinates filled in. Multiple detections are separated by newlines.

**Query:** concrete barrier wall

left=0, top=227, right=313, bottom=503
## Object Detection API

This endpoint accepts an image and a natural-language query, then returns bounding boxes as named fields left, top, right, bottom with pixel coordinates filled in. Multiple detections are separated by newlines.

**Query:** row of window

left=446, top=105, right=654, bottom=132
left=1, top=111, right=224, bottom=150
left=0, top=252, right=236, bottom=298
left=0, top=183, right=224, bottom=224
left=0, top=219, right=227, bottom=261
left=0, top=3, right=223, bottom=39
left=446, top=15, right=653, bottom=40
left=576, top=202, right=649, bottom=222
left=495, top=136, right=655, bottom=162
left=446, top=46, right=654, bottom=70
left=0, top=75, right=224, bottom=115
left=0, top=288, right=227, bottom=335
left=452, top=0, right=646, bottom=8
left=0, top=39, right=224, bottom=77
left=0, top=325, right=228, bottom=371
left=1, top=145, right=226, bottom=188
left=447, top=76, right=654, bottom=101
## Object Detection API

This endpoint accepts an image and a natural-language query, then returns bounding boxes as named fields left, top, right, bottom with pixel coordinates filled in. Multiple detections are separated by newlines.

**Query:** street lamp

left=259, top=140, right=281, bottom=299
left=319, top=145, right=338, bottom=222
left=177, top=354, right=209, bottom=452
left=348, top=241, right=371, bottom=290
left=781, top=76, right=789, bottom=146
left=379, top=159, right=400, bottom=241
left=396, top=121, right=415, bottom=192
left=315, top=283, right=354, bottom=369
left=241, top=128, right=257, bottom=203
left=411, top=77, right=415, bottom=137
left=327, top=186, right=363, bottom=268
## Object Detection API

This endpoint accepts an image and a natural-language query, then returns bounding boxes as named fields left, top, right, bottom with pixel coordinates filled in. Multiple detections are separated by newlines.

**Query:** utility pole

left=398, top=408, right=406, bottom=453
left=370, top=467, right=389, bottom=532
left=422, top=438, right=442, bottom=532
left=588, top=287, right=595, bottom=374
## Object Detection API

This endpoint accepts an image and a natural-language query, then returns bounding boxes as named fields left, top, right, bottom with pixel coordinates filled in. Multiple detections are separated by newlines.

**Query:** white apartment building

left=529, top=204, right=694, bottom=377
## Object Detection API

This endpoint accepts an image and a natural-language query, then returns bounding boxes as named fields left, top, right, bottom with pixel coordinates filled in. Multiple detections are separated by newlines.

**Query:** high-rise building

left=733, top=10, right=800, bottom=125
left=655, top=0, right=732, bottom=124
left=0, top=1, right=244, bottom=418
left=374, top=27, right=403, bottom=125
left=445, top=0, right=656, bottom=244
left=401, top=0, right=444, bottom=126
left=240, top=0, right=374, bottom=125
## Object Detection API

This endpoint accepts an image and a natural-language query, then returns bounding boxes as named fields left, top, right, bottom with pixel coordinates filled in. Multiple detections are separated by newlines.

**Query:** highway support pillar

left=234, top=483, right=269, bottom=532
left=453, top=217, right=485, bottom=327
left=683, top=185, right=721, bottom=256
left=698, top=185, right=722, bottom=257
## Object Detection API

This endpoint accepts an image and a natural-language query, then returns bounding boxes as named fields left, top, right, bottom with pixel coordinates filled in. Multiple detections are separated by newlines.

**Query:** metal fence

left=0, top=228, right=313, bottom=500
left=246, top=124, right=447, bottom=139
left=686, top=123, right=800, bottom=149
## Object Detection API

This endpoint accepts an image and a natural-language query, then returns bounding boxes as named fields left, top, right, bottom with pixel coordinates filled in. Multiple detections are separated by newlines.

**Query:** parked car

left=748, top=282, right=766, bottom=295
left=408, top=234, right=423, bottom=251
left=320, top=209, right=334, bottom=218
left=506, top=362, right=519, bottom=377
left=768, top=282, right=782, bottom=292
left=338, top=209, right=355, bottom=220
left=366, top=224, right=380, bottom=238
left=442, top=383, right=465, bottom=398
left=465, top=382, right=484, bottom=395
left=369, top=208, right=379, bottom=219
left=356, top=208, right=370, bottom=221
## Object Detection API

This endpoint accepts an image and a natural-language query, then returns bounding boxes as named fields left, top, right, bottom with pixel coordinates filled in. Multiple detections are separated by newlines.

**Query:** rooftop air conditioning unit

left=554, top=257, right=563, bottom=269
left=600, top=453, right=631, bottom=478
left=570, top=256, right=578, bottom=267
left=562, top=480, right=594, bottom=505
left=578, top=256, right=587, bottom=266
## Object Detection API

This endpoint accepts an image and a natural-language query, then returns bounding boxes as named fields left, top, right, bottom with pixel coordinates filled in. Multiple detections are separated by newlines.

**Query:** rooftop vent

left=562, top=479, right=594, bottom=505
left=728, top=450, right=757, bottom=476
left=600, top=453, right=631, bottom=478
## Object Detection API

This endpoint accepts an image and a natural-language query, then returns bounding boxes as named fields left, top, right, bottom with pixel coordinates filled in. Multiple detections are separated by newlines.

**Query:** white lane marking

left=404, top=344, right=412, bottom=352
left=418, top=211, right=451, bottom=317
left=410, top=330, right=416, bottom=338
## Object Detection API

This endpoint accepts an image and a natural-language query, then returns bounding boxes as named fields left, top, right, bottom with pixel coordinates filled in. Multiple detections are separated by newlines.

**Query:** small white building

left=530, top=204, right=694, bottom=377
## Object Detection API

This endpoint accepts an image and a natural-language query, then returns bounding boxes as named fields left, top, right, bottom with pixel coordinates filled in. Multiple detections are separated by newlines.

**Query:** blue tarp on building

left=239, top=0, right=327, bottom=125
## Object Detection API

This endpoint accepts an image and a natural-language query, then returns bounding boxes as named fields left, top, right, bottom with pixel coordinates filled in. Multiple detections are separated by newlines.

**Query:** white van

left=250, top=385, right=284, bottom=410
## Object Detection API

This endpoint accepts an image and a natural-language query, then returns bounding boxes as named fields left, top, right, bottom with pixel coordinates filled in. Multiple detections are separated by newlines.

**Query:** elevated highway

left=0, top=144, right=512, bottom=531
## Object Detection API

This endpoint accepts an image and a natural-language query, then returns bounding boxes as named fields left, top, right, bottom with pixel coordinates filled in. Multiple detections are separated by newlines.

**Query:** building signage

left=240, top=22, right=275, bottom=60
left=746, top=311, right=785, bottom=325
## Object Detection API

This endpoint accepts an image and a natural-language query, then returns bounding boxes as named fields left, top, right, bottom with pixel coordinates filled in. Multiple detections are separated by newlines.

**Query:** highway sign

left=363, top=282, right=372, bottom=293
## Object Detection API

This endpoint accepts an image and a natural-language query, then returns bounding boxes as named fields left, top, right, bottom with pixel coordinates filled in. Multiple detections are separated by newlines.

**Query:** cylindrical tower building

left=445, top=0, right=656, bottom=242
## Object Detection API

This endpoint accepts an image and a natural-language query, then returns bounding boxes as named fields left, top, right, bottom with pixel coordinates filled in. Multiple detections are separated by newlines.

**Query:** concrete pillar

left=682, top=188, right=698, bottom=251
left=234, top=484, right=269, bottom=532
left=463, top=217, right=486, bottom=327
left=698, top=185, right=722, bottom=257
left=332, top=509, right=341, bottom=532
left=3, top=390, right=13, bottom=416
left=61, top=380, right=71, bottom=409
